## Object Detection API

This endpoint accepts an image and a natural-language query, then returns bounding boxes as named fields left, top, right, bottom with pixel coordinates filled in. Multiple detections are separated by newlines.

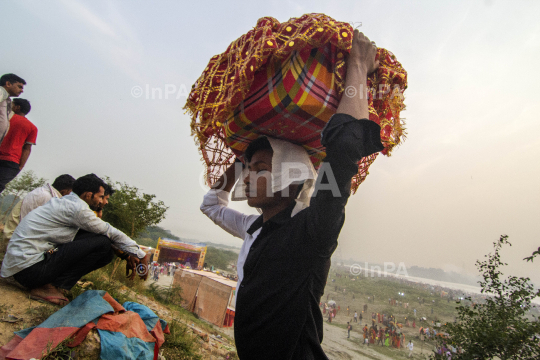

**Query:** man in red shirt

left=0, top=98, right=37, bottom=194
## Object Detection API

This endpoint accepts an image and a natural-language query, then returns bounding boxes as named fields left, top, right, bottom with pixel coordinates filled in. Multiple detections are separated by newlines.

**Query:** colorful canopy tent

left=173, top=269, right=236, bottom=328
left=153, top=238, right=206, bottom=269
left=185, top=13, right=407, bottom=193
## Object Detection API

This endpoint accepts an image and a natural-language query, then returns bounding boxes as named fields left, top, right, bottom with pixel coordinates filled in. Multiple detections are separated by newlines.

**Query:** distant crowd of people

left=362, top=323, right=405, bottom=349
left=149, top=262, right=179, bottom=281
left=321, top=285, right=467, bottom=358
left=321, top=302, right=340, bottom=323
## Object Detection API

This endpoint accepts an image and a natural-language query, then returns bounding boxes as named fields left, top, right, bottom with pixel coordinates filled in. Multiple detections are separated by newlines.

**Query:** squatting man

left=1, top=174, right=150, bottom=306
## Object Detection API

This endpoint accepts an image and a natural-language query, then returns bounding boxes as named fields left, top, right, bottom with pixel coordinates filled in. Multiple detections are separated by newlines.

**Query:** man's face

left=11, top=104, right=22, bottom=115
left=102, top=194, right=110, bottom=207
left=4, top=81, right=24, bottom=97
left=82, top=186, right=105, bottom=211
left=95, top=194, right=111, bottom=218
left=97, top=194, right=110, bottom=211
left=243, top=149, right=279, bottom=209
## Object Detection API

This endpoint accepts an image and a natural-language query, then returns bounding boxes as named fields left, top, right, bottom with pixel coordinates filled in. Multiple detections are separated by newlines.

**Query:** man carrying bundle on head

left=201, top=28, right=384, bottom=359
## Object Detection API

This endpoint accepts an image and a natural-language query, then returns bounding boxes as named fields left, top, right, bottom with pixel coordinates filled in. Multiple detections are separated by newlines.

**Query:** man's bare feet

left=29, top=284, right=69, bottom=306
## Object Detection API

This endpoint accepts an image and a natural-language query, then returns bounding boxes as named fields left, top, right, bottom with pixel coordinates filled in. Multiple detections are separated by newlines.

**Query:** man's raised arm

left=306, top=30, right=384, bottom=249
left=200, top=159, right=256, bottom=240
left=336, top=29, right=379, bottom=120
left=212, top=158, right=242, bottom=192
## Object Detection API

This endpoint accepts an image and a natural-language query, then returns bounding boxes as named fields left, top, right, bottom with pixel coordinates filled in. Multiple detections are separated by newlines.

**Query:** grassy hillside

left=135, top=225, right=180, bottom=247
left=204, top=247, right=238, bottom=271
left=325, top=266, right=470, bottom=325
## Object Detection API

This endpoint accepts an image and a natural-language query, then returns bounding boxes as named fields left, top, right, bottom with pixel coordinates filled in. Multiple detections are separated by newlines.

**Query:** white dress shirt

left=1, top=192, right=145, bottom=278
left=20, top=183, right=61, bottom=219
left=200, top=189, right=260, bottom=301
left=3, top=184, right=61, bottom=242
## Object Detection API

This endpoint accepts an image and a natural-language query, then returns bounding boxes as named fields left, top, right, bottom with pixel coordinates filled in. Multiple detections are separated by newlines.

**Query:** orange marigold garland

left=185, top=13, right=407, bottom=193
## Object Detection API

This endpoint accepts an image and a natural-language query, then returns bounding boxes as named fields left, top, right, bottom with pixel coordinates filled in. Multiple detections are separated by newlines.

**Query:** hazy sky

left=3, top=0, right=539, bottom=284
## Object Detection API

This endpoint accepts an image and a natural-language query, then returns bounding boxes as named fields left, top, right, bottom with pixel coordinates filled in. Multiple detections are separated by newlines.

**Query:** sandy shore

left=321, top=322, right=396, bottom=360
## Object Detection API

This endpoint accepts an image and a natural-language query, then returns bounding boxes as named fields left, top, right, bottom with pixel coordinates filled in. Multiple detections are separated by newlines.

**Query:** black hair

left=12, top=98, right=31, bottom=115
left=244, top=136, right=272, bottom=162
left=72, top=174, right=106, bottom=196
left=0, top=73, right=26, bottom=86
left=104, top=183, right=115, bottom=196
left=52, top=174, right=76, bottom=192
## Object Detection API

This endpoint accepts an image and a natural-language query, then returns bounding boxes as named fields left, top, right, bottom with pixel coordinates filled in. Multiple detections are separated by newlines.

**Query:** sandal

left=30, top=295, right=69, bottom=306
left=1, top=315, right=23, bottom=323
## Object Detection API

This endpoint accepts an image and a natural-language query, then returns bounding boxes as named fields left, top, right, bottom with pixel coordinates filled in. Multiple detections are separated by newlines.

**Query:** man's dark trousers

left=0, top=160, right=20, bottom=194
left=14, top=230, right=114, bottom=290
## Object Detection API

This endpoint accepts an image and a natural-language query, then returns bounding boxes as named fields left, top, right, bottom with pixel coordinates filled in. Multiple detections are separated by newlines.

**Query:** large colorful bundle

left=185, top=13, right=407, bottom=193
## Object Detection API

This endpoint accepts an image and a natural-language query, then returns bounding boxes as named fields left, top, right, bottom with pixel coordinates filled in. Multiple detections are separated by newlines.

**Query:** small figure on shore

left=407, top=340, right=414, bottom=358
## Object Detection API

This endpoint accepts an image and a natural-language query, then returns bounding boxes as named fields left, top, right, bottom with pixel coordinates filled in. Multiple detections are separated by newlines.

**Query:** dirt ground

left=0, top=277, right=52, bottom=347
left=0, top=276, right=234, bottom=359
left=321, top=323, right=396, bottom=360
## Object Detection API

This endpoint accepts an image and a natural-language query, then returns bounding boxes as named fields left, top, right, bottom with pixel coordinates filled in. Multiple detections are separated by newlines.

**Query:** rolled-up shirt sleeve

left=200, top=189, right=256, bottom=240
left=73, top=208, right=146, bottom=258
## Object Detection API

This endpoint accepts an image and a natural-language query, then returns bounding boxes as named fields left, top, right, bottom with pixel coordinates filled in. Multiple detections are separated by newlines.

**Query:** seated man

left=2, top=174, right=75, bottom=250
left=0, top=98, right=37, bottom=193
left=21, top=175, right=74, bottom=218
left=1, top=174, right=149, bottom=305
left=200, top=30, right=382, bottom=359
